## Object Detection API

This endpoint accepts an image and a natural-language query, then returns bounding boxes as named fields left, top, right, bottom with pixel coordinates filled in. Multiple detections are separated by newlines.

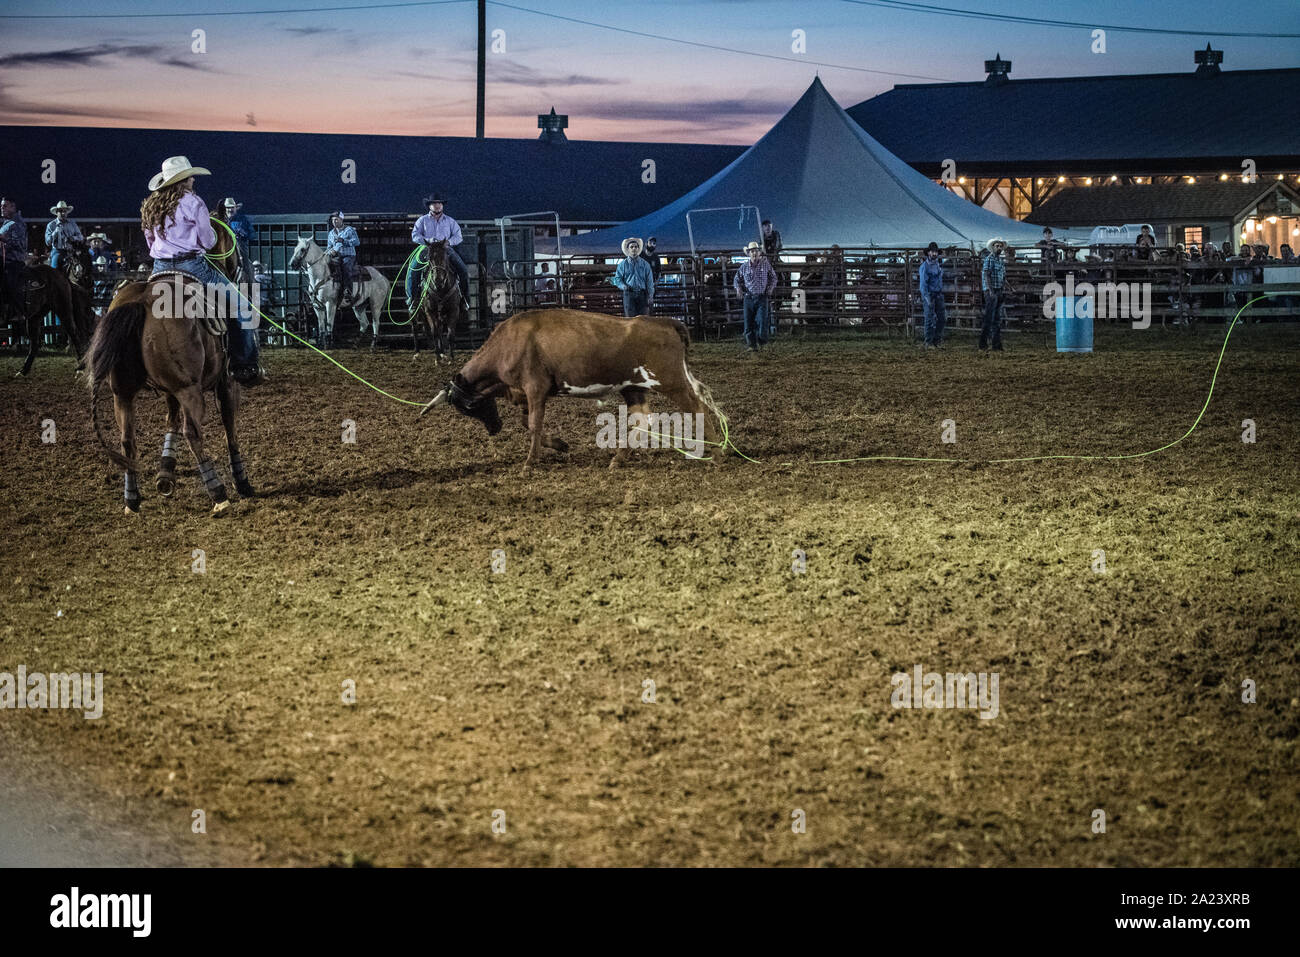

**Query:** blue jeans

left=50, top=249, right=64, bottom=270
left=922, top=292, right=946, bottom=345
left=151, top=255, right=259, bottom=367
left=979, top=290, right=1002, bottom=349
left=622, top=289, right=648, bottom=317
left=407, top=245, right=470, bottom=307
left=743, top=294, right=770, bottom=348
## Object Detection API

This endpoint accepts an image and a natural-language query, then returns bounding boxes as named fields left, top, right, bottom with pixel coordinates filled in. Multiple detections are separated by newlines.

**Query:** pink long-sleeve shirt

left=146, top=192, right=216, bottom=258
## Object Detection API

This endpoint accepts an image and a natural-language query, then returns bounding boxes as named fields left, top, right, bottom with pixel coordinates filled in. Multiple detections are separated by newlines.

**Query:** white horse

left=288, top=235, right=391, bottom=348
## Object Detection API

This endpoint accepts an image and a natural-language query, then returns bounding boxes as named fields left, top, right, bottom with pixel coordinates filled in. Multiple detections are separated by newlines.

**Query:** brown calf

left=419, top=309, right=722, bottom=469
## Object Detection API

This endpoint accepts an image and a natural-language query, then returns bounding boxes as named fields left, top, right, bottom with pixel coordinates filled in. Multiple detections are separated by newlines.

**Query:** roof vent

left=538, top=107, right=568, bottom=142
left=984, top=53, right=1011, bottom=85
left=1194, top=44, right=1223, bottom=76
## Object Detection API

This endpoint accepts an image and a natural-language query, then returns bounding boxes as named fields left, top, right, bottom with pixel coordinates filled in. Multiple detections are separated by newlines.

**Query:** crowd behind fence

left=5, top=240, right=1299, bottom=354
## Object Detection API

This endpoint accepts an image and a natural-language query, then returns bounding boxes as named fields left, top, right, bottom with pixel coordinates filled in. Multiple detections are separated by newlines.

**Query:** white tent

left=565, top=78, right=1084, bottom=254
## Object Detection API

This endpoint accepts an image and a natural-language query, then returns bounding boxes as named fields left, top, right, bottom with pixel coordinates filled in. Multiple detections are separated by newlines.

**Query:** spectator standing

left=640, top=236, right=662, bottom=286
left=918, top=241, right=947, bottom=348
left=1135, top=225, right=1156, bottom=261
left=979, top=237, right=1006, bottom=352
left=733, top=240, right=777, bottom=354
left=611, top=237, right=655, bottom=317
left=761, top=220, right=782, bottom=262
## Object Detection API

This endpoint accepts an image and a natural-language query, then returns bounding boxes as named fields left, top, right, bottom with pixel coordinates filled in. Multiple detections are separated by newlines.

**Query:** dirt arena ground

left=1, top=320, right=1297, bottom=867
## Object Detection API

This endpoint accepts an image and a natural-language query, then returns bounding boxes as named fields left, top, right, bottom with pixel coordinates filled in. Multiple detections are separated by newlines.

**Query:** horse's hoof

left=157, top=474, right=175, bottom=497
left=549, top=438, right=570, bottom=453
left=13, top=370, right=27, bottom=379
left=235, top=480, right=256, bottom=498
left=211, top=500, right=231, bottom=517
left=123, top=505, right=141, bottom=517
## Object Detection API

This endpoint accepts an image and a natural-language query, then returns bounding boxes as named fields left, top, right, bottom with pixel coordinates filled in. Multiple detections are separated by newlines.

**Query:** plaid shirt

left=734, top=257, right=777, bottom=296
left=982, top=253, right=1005, bottom=294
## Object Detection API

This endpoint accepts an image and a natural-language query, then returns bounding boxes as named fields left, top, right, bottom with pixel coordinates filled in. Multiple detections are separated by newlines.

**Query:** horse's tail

left=87, top=293, right=147, bottom=472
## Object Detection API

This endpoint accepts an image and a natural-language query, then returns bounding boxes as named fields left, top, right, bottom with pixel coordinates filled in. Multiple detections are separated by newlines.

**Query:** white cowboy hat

left=985, top=237, right=1007, bottom=251
left=221, top=197, right=242, bottom=210
left=86, top=232, right=110, bottom=243
left=743, top=241, right=763, bottom=254
left=149, top=156, right=211, bottom=192
left=621, top=237, right=644, bottom=257
left=50, top=200, right=74, bottom=214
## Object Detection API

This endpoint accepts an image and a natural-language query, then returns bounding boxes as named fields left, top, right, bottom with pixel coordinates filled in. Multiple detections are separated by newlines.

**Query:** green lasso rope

left=704, top=294, right=1278, bottom=466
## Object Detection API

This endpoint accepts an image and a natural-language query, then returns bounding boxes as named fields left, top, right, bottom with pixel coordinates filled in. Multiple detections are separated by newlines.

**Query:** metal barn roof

left=846, top=66, right=1300, bottom=171
left=0, top=125, right=743, bottom=223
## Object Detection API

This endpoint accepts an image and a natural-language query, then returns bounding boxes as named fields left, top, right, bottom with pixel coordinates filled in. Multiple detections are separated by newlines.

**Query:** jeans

left=762, top=296, right=776, bottom=340
left=407, top=245, right=470, bottom=309
left=922, top=292, right=946, bottom=345
left=151, top=255, right=259, bottom=368
left=50, top=249, right=65, bottom=270
left=743, top=294, right=770, bottom=348
left=979, top=290, right=1003, bottom=349
left=622, top=288, right=649, bottom=317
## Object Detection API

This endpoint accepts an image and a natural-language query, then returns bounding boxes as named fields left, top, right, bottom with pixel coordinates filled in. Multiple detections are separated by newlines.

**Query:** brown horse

left=87, top=220, right=254, bottom=516
left=412, top=239, right=460, bottom=361
left=10, top=264, right=95, bottom=377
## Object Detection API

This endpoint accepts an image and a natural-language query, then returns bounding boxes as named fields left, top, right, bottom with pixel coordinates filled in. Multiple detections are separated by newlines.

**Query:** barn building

left=845, top=46, right=1300, bottom=221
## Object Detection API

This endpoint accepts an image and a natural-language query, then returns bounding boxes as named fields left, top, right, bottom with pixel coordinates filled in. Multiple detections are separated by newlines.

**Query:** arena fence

left=5, top=240, right=1298, bottom=353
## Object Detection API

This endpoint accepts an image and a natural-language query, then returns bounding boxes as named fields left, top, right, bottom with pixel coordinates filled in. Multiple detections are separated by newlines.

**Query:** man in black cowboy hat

left=408, top=193, right=470, bottom=323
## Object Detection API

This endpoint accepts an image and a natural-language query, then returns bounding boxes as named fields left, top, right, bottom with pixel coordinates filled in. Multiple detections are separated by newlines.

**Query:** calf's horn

left=419, top=390, right=449, bottom=417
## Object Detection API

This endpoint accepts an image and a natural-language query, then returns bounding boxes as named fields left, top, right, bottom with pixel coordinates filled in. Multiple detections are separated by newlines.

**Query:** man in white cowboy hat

left=733, top=240, right=778, bottom=353
left=408, top=193, right=470, bottom=323
left=142, top=155, right=265, bottom=386
left=0, top=197, right=29, bottom=321
left=611, top=236, right=655, bottom=317
left=326, top=210, right=360, bottom=306
left=217, top=197, right=253, bottom=278
left=45, top=200, right=85, bottom=272
left=86, top=231, right=116, bottom=299
left=979, top=237, right=1007, bottom=352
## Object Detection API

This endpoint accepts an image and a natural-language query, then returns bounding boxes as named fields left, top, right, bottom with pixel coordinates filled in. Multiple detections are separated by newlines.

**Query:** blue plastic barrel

left=1055, top=295, right=1093, bottom=353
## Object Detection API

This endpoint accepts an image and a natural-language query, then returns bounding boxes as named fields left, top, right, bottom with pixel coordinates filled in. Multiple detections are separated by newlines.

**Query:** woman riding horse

left=88, top=155, right=259, bottom=516
left=142, top=157, right=264, bottom=386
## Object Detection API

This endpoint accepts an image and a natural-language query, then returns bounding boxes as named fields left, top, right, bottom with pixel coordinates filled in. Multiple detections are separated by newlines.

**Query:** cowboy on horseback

left=407, top=193, right=470, bottom=324
left=141, top=156, right=266, bottom=387
left=216, top=196, right=253, bottom=280
left=326, top=210, right=360, bottom=306
left=0, top=197, right=28, bottom=323
left=45, top=201, right=86, bottom=275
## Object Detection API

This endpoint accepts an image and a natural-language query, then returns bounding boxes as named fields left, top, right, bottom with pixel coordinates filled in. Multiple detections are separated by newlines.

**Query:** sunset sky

left=2, top=0, right=1297, bottom=143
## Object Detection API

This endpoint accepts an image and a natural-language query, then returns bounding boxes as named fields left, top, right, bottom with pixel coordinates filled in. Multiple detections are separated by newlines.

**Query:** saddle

left=149, top=271, right=229, bottom=338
